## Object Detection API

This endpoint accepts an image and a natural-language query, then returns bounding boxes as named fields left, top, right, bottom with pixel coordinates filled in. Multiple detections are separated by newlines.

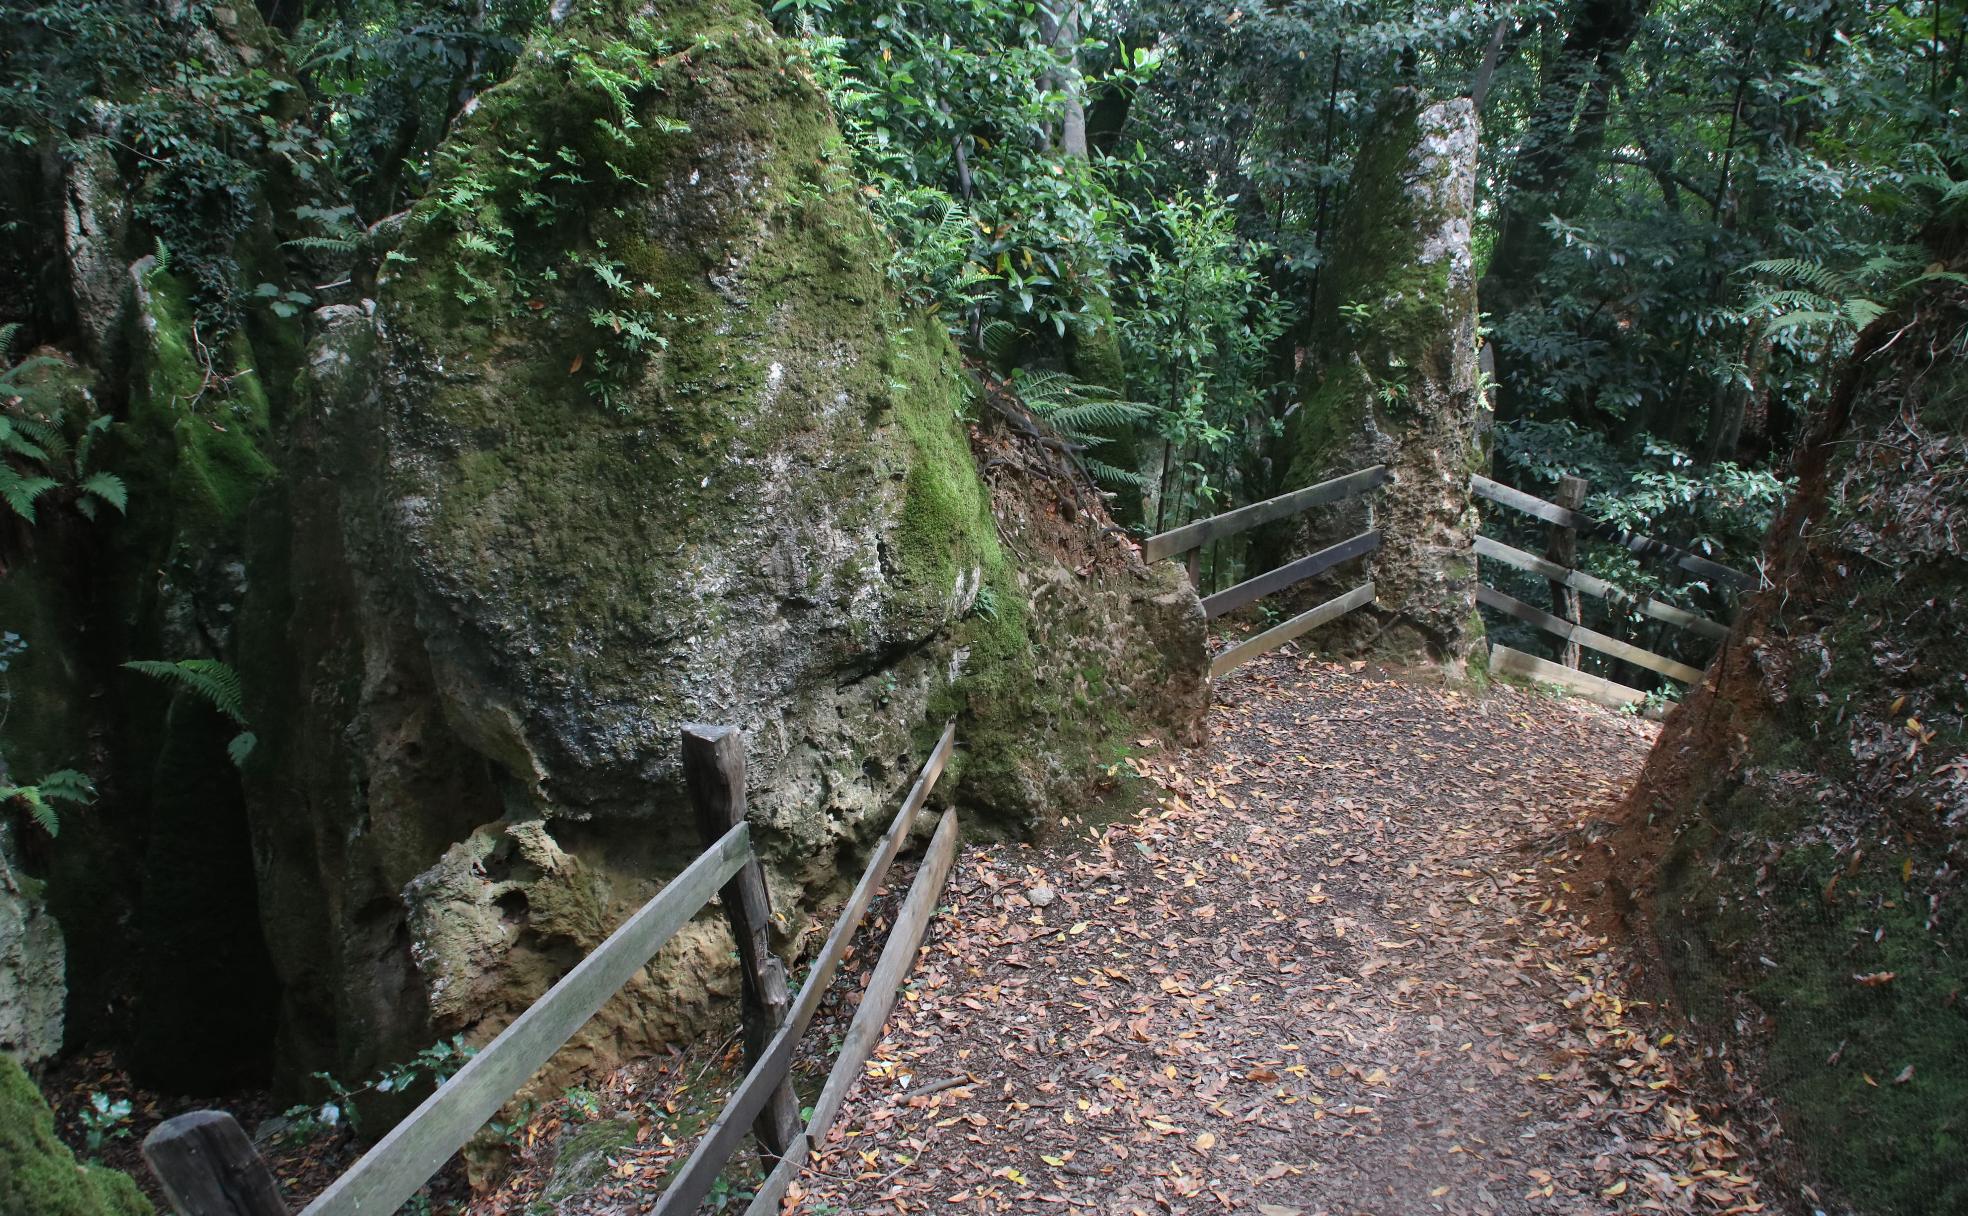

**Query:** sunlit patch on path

left=785, top=654, right=1777, bottom=1216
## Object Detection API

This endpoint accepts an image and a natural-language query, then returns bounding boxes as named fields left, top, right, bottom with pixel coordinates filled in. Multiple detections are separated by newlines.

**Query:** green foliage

left=291, top=0, right=549, bottom=216
left=1117, top=190, right=1292, bottom=530
left=0, top=768, right=95, bottom=837
left=121, top=658, right=255, bottom=765
left=0, top=1055, right=152, bottom=1216
left=782, top=0, right=1148, bottom=341
left=78, top=1094, right=134, bottom=1159
left=0, top=329, right=126, bottom=526
left=277, top=1035, right=477, bottom=1141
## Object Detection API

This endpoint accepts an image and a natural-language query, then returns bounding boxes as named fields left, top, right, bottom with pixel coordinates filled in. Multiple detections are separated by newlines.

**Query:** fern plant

left=1, top=768, right=95, bottom=837
left=0, top=325, right=127, bottom=525
left=123, top=659, right=256, bottom=765
left=1011, top=368, right=1151, bottom=492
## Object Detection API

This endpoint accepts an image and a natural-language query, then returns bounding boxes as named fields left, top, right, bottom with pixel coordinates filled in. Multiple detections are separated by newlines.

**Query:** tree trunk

left=1480, top=0, right=1657, bottom=420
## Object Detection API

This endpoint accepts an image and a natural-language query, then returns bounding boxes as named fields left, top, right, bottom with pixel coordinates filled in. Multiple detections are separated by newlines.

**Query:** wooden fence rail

left=1476, top=585, right=1705, bottom=684
left=1473, top=535, right=1728, bottom=641
left=743, top=807, right=962, bottom=1216
left=1211, top=582, right=1375, bottom=678
left=1141, top=465, right=1387, bottom=675
left=1469, top=474, right=1756, bottom=591
left=1142, top=465, right=1387, bottom=563
left=1201, top=530, right=1379, bottom=622
left=650, top=722, right=954, bottom=1216
left=146, top=722, right=960, bottom=1216
left=1487, top=643, right=1651, bottom=711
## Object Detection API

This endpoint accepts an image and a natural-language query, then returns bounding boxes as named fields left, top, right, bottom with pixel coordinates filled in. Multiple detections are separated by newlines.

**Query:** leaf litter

left=783, top=653, right=1784, bottom=1216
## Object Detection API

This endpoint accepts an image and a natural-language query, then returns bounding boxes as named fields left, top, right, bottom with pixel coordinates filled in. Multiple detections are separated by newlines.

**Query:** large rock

left=238, top=1, right=1206, bottom=1097
left=1286, top=91, right=1485, bottom=668
left=0, top=824, right=64, bottom=1067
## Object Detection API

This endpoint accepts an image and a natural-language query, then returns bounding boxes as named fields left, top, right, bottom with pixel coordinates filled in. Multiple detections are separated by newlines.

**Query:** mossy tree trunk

left=1283, top=90, right=1486, bottom=669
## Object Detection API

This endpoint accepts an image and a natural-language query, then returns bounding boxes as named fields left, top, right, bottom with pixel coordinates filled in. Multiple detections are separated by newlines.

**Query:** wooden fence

left=1142, top=463, right=1754, bottom=698
left=143, top=723, right=961, bottom=1216
left=1468, top=473, right=1752, bottom=707
left=1142, top=465, right=1387, bottom=677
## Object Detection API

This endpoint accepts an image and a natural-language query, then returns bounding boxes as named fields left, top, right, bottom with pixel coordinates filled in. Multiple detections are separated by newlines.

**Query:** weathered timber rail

left=1469, top=474, right=1756, bottom=591
left=1469, top=472, right=1747, bottom=701
left=144, top=723, right=961, bottom=1216
left=1142, top=465, right=1386, bottom=676
left=1141, top=463, right=1750, bottom=696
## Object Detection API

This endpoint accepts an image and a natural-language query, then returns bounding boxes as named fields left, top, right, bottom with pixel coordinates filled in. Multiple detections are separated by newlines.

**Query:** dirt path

left=784, top=653, right=1778, bottom=1216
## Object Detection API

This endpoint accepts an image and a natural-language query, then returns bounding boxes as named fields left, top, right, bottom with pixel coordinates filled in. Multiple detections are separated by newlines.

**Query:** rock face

left=1616, top=260, right=1967, bottom=1215
left=234, top=0, right=1207, bottom=1095
left=0, top=824, right=64, bottom=1066
left=1286, top=91, right=1485, bottom=668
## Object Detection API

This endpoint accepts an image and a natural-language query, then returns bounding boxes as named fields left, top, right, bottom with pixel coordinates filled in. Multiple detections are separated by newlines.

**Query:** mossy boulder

left=0, top=1054, right=151, bottom=1216
left=238, top=0, right=1204, bottom=1099
left=1286, top=91, right=1485, bottom=668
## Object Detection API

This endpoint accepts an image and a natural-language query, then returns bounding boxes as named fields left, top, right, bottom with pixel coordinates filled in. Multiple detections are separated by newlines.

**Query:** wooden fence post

left=1544, top=475, right=1588, bottom=668
left=143, top=1110, right=288, bottom=1216
left=680, top=724, right=802, bottom=1162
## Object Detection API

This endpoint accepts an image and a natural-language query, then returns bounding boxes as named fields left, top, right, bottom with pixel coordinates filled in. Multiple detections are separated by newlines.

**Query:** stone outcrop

left=226, top=0, right=1207, bottom=1098
left=0, top=0, right=1204, bottom=1106
left=1286, top=91, right=1486, bottom=669
left=0, top=823, right=64, bottom=1066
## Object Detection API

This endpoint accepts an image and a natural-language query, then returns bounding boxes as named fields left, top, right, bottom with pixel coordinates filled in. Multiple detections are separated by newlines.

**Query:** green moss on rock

left=0, top=1055, right=151, bottom=1216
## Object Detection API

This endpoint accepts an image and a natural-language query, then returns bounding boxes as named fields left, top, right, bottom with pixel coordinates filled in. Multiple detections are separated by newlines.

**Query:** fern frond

left=1038, top=398, right=1152, bottom=434
left=1743, top=257, right=1847, bottom=297
left=34, top=769, right=95, bottom=804
left=1009, top=368, right=1079, bottom=406
left=1079, top=457, right=1149, bottom=491
left=0, top=467, right=59, bottom=523
left=2, top=769, right=95, bottom=837
left=153, top=237, right=172, bottom=274
left=80, top=471, right=127, bottom=514
left=122, top=658, right=248, bottom=724
left=227, top=731, right=257, bottom=767
left=0, top=322, right=19, bottom=363
left=978, top=320, right=1021, bottom=361
left=18, top=789, right=59, bottom=836
left=1843, top=298, right=1887, bottom=329
left=282, top=235, right=358, bottom=255
left=1762, top=309, right=1842, bottom=335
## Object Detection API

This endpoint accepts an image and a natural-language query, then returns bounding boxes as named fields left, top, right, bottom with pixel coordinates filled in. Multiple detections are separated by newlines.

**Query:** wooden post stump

left=143, top=1110, right=288, bottom=1216
left=1544, top=475, right=1588, bottom=668
left=680, top=724, right=802, bottom=1162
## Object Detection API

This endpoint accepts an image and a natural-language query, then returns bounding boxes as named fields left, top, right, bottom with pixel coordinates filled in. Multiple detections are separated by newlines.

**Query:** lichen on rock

left=0, top=823, right=64, bottom=1067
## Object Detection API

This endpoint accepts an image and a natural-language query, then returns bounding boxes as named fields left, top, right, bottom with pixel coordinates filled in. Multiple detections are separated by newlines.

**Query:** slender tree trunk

left=1480, top=0, right=1658, bottom=421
